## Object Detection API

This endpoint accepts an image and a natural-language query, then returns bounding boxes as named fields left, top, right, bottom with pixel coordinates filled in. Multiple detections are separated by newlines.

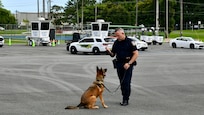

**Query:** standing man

left=106, top=28, right=138, bottom=106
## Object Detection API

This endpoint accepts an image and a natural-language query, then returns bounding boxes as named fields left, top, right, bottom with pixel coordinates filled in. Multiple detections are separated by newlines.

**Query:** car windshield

left=104, top=38, right=116, bottom=42
left=129, top=37, right=140, bottom=42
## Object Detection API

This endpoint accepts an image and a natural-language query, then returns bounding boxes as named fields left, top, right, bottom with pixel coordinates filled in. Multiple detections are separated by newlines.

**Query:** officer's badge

left=131, top=41, right=136, bottom=46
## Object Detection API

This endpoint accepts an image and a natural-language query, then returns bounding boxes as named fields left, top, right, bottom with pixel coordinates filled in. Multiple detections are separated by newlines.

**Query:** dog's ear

left=96, top=66, right=99, bottom=71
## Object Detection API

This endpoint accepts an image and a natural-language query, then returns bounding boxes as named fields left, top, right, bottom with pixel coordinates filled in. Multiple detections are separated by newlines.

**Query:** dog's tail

left=65, top=103, right=84, bottom=110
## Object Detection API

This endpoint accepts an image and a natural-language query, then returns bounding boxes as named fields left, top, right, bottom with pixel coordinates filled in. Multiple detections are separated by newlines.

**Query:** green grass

left=4, top=39, right=66, bottom=44
left=0, top=29, right=27, bottom=34
left=169, top=29, right=204, bottom=41
left=1, top=29, right=204, bottom=43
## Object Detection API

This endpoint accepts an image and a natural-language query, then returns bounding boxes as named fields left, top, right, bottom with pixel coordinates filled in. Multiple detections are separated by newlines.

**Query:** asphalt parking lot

left=0, top=43, right=204, bottom=115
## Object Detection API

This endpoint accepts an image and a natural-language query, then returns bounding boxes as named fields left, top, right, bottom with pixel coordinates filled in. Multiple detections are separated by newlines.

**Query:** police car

left=128, top=36, right=148, bottom=51
left=69, top=37, right=113, bottom=54
left=169, top=37, right=204, bottom=49
left=0, top=36, right=4, bottom=47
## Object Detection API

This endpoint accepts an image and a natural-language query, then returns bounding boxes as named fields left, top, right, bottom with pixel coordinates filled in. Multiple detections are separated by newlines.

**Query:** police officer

left=106, top=28, right=138, bottom=106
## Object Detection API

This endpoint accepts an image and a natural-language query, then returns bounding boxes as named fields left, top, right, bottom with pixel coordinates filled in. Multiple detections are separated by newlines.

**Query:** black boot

left=120, top=100, right=129, bottom=106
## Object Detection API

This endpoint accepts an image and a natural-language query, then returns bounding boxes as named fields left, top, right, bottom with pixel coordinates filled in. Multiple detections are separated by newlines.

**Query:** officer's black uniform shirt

left=112, top=36, right=137, bottom=61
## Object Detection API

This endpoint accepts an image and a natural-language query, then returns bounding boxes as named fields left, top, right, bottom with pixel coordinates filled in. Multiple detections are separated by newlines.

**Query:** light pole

left=180, top=0, right=183, bottom=36
left=37, top=0, right=39, bottom=17
left=166, top=0, right=168, bottom=38
left=81, top=0, right=84, bottom=32
left=156, top=0, right=159, bottom=36
left=76, top=0, right=79, bottom=30
left=135, top=0, right=138, bottom=35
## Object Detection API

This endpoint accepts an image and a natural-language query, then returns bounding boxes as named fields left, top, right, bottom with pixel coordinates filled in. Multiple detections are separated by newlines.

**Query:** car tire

left=92, top=47, right=100, bottom=55
left=70, top=46, right=77, bottom=54
left=42, top=43, right=47, bottom=46
left=190, top=44, right=195, bottom=49
left=66, top=44, right=70, bottom=51
left=172, top=43, right=177, bottom=48
left=152, top=41, right=157, bottom=45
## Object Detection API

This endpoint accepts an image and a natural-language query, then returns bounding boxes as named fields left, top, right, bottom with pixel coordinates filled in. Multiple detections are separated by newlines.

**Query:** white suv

left=69, top=37, right=112, bottom=54
left=0, top=36, right=4, bottom=47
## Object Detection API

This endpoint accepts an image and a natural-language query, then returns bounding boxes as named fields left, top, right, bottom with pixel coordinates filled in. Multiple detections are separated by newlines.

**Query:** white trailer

left=152, top=35, right=163, bottom=45
left=140, top=35, right=153, bottom=45
left=27, top=20, right=51, bottom=46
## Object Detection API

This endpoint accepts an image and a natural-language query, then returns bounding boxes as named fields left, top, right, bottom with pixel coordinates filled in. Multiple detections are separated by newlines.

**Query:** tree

left=0, top=0, right=3, bottom=8
left=51, top=5, right=64, bottom=25
left=0, top=8, right=16, bottom=24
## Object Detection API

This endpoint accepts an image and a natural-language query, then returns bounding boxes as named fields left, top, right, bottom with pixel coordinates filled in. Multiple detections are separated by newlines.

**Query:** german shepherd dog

left=65, top=66, right=108, bottom=109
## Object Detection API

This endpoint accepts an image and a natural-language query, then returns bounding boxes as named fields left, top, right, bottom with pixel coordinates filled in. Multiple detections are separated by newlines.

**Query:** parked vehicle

left=69, top=37, right=112, bottom=54
left=0, top=36, right=4, bottom=47
left=128, top=36, right=148, bottom=51
left=0, top=26, right=5, bottom=31
left=140, top=35, right=163, bottom=45
left=26, top=18, right=55, bottom=46
left=169, top=37, right=204, bottom=49
left=140, top=35, right=152, bottom=45
left=152, top=35, right=163, bottom=45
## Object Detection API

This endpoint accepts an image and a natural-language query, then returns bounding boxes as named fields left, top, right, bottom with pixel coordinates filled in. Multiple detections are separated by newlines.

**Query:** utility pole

left=166, top=0, right=169, bottom=38
left=81, top=0, right=84, bottom=32
left=155, top=0, right=159, bottom=36
left=95, top=4, right=97, bottom=22
left=135, top=0, right=138, bottom=35
left=180, top=0, right=183, bottom=36
left=76, top=0, right=79, bottom=29
left=43, top=0, right=45, bottom=18
left=135, top=0, right=138, bottom=26
left=47, top=0, right=52, bottom=20
left=37, top=0, right=39, bottom=17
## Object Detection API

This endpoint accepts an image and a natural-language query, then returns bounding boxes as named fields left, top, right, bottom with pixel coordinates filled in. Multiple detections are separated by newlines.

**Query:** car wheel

left=172, top=43, right=177, bottom=48
left=141, top=48, right=145, bottom=51
left=92, top=47, right=100, bottom=55
left=190, top=44, right=195, bottom=49
left=152, top=41, right=157, bottom=45
left=159, top=43, right=162, bottom=45
left=66, top=44, right=70, bottom=51
left=70, top=46, right=77, bottom=54
left=42, top=43, right=47, bottom=46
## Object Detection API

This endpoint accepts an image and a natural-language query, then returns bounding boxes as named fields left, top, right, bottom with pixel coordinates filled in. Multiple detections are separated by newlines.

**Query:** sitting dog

left=65, top=66, right=108, bottom=109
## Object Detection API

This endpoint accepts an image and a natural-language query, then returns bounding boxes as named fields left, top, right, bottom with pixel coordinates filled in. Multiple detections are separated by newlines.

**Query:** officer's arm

left=106, top=47, right=115, bottom=57
left=128, top=50, right=138, bottom=65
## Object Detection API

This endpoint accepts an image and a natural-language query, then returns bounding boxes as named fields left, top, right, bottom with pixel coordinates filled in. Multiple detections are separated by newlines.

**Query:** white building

left=16, top=11, right=49, bottom=26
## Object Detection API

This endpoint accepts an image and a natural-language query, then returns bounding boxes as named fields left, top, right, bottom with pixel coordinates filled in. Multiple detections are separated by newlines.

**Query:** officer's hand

left=105, top=47, right=110, bottom=52
left=124, top=63, right=130, bottom=70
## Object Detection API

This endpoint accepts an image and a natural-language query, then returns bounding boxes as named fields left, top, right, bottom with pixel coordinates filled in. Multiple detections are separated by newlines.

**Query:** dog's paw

left=103, top=105, right=108, bottom=108
left=93, top=105, right=99, bottom=109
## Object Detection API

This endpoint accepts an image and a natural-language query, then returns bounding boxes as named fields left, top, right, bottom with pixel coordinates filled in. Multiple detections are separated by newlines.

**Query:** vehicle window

left=104, top=38, right=111, bottom=42
left=32, top=23, right=38, bottom=30
left=92, top=24, right=99, bottom=31
left=41, top=22, right=49, bottom=30
left=96, top=39, right=102, bottom=42
left=81, top=38, right=94, bottom=42
left=101, top=24, right=109, bottom=31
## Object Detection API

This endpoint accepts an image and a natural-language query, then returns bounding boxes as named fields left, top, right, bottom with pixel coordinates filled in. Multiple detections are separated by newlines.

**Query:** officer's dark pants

left=116, top=62, right=133, bottom=101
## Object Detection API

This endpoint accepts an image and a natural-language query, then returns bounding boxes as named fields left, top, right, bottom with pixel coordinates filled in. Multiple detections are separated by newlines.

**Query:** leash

left=103, top=70, right=127, bottom=95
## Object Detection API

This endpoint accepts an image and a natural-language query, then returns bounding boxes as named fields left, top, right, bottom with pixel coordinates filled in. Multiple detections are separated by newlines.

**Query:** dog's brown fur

left=65, top=66, right=108, bottom=109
